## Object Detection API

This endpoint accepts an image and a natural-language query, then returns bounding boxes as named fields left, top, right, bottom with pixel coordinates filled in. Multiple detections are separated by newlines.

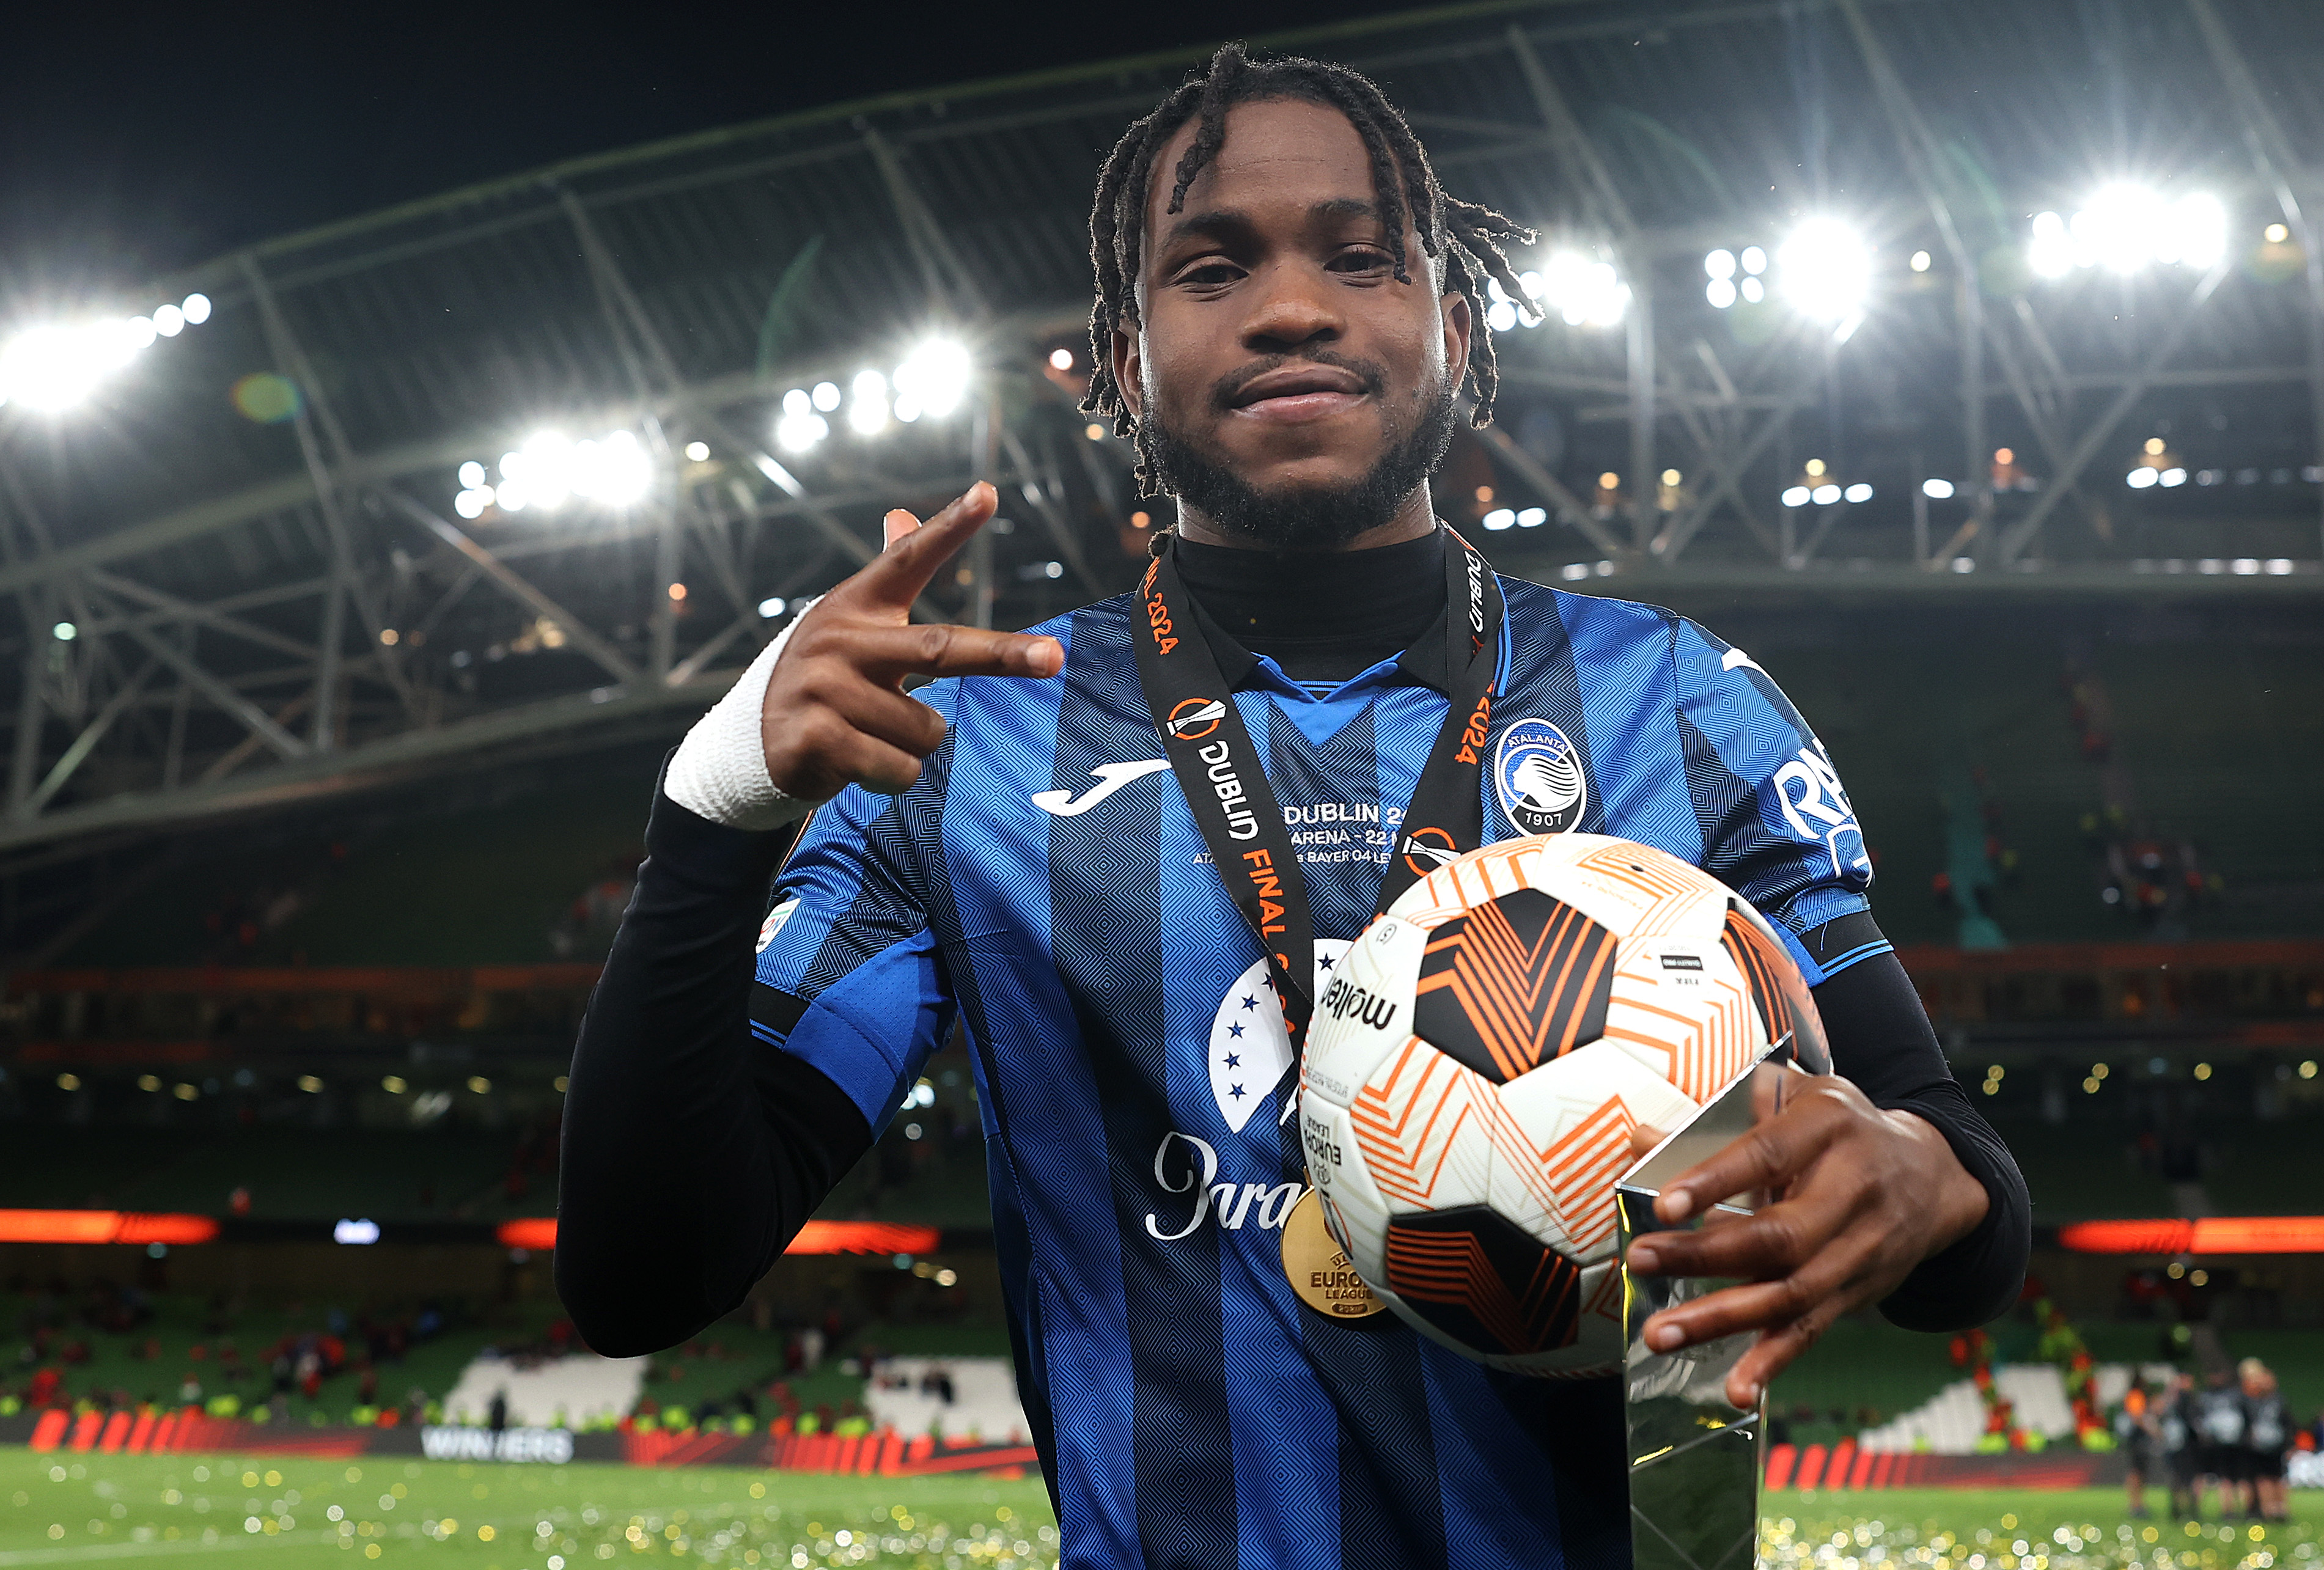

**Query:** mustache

left=1208, top=351, right=1386, bottom=412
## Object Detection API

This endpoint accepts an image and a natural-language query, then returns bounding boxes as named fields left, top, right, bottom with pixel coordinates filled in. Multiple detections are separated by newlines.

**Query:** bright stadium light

left=683, top=440, right=710, bottom=462
left=1482, top=508, right=1515, bottom=530
left=2159, top=466, right=2187, bottom=488
left=2126, top=467, right=2158, bottom=490
left=1534, top=252, right=1629, bottom=328
left=1739, top=246, right=1767, bottom=276
left=1516, top=507, right=1546, bottom=528
left=778, top=386, right=829, bottom=450
left=2041, top=186, right=2229, bottom=277
left=894, top=338, right=972, bottom=420
left=1844, top=482, right=1874, bottom=504
left=1777, top=219, right=1873, bottom=332
left=1781, top=485, right=1812, bottom=508
left=0, top=319, right=144, bottom=411
left=1740, top=276, right=1765, bottom=304
left=182, top=292, right=211, bottom=325
left=757, top=596, right=787, bottom=619
left=1482, top=279, right=1520, bottom=334
left=1705, top=249, right=1737, bottom=281
left=848, top=369, right=890, bottom=435
left=2029, top=210, right=2074, bottom=279
left=1707, top=277, right=1738, bottom=309
left=1922, top=477, right=1955, bottom=500
left=475, top=427, right=652, bottom=515
left=153, top=303, right=185, bottom=337
left=1811, top=483, right=1843, bottom=505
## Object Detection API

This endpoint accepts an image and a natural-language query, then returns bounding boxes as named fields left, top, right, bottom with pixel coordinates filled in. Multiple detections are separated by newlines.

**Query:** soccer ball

left=1298, top=834, right=1828, bottom=1377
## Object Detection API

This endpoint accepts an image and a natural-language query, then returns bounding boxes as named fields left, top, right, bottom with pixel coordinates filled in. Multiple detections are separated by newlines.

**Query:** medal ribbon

left=1130, top=525, right=1506, bottom=1052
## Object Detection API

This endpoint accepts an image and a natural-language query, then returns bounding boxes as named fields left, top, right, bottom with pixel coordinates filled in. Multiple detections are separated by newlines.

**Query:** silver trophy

left=1617, top=1060, right=1797, bottom=1570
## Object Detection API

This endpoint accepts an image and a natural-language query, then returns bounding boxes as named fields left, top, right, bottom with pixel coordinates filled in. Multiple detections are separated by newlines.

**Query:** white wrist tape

left=663, top=598, right=822, bottom=832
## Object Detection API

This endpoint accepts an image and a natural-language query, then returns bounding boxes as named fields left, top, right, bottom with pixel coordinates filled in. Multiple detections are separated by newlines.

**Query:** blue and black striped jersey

left=748, top=574, right=1880, bottom=1570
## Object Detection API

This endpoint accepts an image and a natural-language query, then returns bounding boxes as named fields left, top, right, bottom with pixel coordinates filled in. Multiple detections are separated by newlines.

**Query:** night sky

left=0, top=0, right=1421, bottom=305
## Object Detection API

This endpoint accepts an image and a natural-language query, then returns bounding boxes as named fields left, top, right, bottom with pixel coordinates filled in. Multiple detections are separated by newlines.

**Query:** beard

left=1145, top=358, right=1459, bottom=550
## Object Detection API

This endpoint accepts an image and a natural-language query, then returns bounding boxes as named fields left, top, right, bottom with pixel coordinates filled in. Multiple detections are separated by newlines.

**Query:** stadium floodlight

left=181, top=292, right=211, bottom=325
left=1534, top=252, right=1628, bottom=328
left=1776, top=218, right=1873, bottom=334
left=1910, top=251, right=1933, bottom=273
left=1516, top=507, right=1546, bottom=528
left=2126, top=467, right=2158, bottom=490
left=1739, top=246, right=1767, bottom=276
left=1049, top=348, right=1075, bottom=370
left=0, top=318, right=145, bottom=412
left=683, top=441, right=710, bottom=462
left=894, top=338, right=973, bottom=420
left=1811, top=483, right=1843, bottom=505
left=2042, top=186, right=2229, bottom=277
left=1706, top=277, right=1738, bottom=309
left=479, top=427, right=653, bottom=514
left=153, top=303, right=185, bottom=337
left=1781, top=486, right=1812, bottom=508
left=1482, top=508, right=1517, bottom=530
left=1922, top=477, right=1955, bottom=500
left=1739, top=276, right=1765, bottom=304
left=757, top=596, right=787, bottom=619
left=811, top=380, right=842, bottom=413
left=1482, top=279, right=1520, bottom=334
left=848, top=369, right=889, bottom=435
left=53, top=621, right=77, bottom=642
left=778, top=386, right=831, bottom=452
left=1704, top=249, right=1737, bottom=281
left=1844, top=482, right=1874, bottom=504
left=2159, top=467, right=2187, bottom=488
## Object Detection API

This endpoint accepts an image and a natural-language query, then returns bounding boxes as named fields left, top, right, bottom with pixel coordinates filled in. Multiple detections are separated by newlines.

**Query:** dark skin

left=757, top=95, right=1987, bottom=1406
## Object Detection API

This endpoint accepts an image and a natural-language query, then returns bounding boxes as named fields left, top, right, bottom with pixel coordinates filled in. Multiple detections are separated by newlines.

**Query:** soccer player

left=559, top=46, right=2029, bottom=1569
left=2196, top=1366, right=2251, bottom=1519
left=2241, top=1359, right=2290, bottom=1524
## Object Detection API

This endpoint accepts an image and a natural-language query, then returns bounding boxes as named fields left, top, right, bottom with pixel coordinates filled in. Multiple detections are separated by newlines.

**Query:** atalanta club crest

left=1493, top=718, right=1587, bottom=835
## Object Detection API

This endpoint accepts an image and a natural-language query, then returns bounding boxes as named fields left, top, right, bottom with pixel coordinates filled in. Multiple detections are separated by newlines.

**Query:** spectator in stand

left=2157, top=1373, right=2198, bottom=1520
left=2195, top=1368, right=2251, bottom=1519
left=2241, top=1359, right=2289, bottom=1524
left=2116, top=1380, right=2160, bottom=1518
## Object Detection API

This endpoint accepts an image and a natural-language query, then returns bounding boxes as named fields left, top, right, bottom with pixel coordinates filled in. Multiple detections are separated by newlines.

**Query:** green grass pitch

left=3, top=1451, right=2316, bottom=1569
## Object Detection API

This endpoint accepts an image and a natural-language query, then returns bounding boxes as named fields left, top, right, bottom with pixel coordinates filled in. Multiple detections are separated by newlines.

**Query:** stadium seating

left=438, top=1349, right=645, bottom=1428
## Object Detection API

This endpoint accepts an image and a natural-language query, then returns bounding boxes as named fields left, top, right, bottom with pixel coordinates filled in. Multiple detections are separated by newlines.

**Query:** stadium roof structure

left=2, top=0, right=2323, bottom=879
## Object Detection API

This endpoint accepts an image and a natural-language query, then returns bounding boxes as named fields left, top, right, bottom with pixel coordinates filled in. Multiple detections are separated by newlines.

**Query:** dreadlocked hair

left=1082, top=43, right=1537, bottom=494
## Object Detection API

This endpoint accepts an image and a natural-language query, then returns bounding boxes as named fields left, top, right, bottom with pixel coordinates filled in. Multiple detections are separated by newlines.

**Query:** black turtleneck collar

left=1172, top=529, right=1449, bottom=687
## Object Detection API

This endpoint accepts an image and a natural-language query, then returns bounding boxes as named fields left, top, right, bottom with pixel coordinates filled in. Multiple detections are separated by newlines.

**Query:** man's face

left=1113, top=96, right=1470, bottom=548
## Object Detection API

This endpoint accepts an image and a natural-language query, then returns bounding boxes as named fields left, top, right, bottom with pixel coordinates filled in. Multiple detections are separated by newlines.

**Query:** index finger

left=1651, top=1087, right=1847, bottom=1225
left=849, top=482, right=999, bottom=607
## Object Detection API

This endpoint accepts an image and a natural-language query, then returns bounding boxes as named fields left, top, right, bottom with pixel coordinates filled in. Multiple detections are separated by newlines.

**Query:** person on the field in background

left=2196, top=1366, right=2251, bottom=1519
left=2117, top=1378, right=2160, bottom=1519
left=557, top=44, right=2030, bottom=1569
left=2241, top=1358, right=2290, bottom=1523
left=2157, top=1372, right=2200, bottom=1519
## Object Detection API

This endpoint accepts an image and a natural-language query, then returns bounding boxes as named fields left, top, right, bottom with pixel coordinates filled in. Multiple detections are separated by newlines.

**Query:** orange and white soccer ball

left=1298, top=834, right=1828, bottom=1377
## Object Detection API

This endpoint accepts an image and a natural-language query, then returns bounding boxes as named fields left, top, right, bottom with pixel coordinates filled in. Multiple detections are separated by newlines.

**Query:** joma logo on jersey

left=1319, top=975, right=1397, bottom=1032
left=1144, top=1132, right=1304, bottom=1241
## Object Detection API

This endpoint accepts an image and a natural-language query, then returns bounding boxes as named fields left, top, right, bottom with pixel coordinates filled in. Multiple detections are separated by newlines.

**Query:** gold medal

left=1281, top=1188, right=1384, bottom=1319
